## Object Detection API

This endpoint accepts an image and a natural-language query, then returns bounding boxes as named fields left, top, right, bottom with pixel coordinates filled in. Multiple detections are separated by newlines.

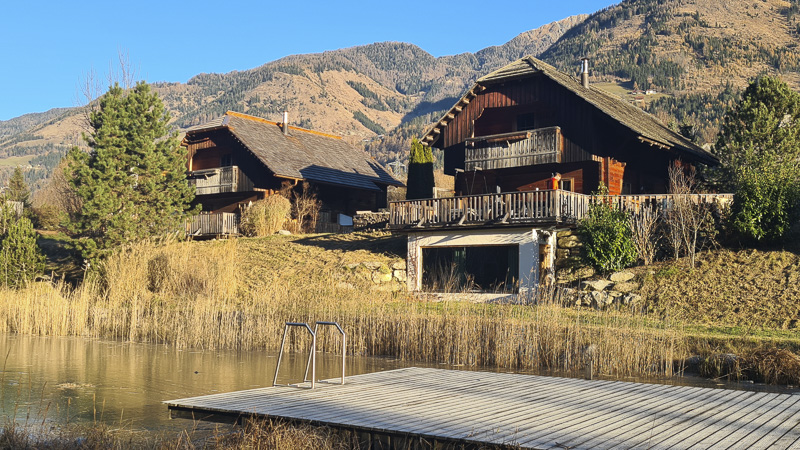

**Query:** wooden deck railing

left=389, top=191, right=733, bottom=229
left=185, top=212, right=239, bottom=237
left=187, top=166, right=255, bottom=195
left=464, top=127, right=562, bottom=171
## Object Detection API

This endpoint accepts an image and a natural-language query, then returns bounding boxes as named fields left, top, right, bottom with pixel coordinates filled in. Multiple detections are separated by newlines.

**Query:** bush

left=730, top=169, right=800, bottom=242
left=0, top=217, right=45, bottom=288
left=240, top=195, right=292, bottom=237
left=579, top=192, right=637, bottom=273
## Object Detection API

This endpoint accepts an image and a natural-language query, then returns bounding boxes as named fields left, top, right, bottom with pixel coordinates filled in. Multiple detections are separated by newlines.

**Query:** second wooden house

left=183, top=111, right=403, bottom=236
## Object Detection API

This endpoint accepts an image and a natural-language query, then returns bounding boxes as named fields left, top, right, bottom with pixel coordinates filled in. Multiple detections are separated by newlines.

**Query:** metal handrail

left=273, top=322, right=316, bottom=389
left=304, top=321, right=346, bottom=386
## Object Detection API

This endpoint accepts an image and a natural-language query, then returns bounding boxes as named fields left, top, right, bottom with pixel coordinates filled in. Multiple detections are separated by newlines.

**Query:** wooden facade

left=182, top=111, right=402, bottom=235
left=426, top=58, right=716, bottom=198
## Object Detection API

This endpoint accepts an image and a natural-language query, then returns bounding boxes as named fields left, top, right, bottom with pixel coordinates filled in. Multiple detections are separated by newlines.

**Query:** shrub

left=240, top=195, right=292, bottom=237
left=579, top=189, right=637, bottom=273
left=0, top=217, right=45, bottom=288
left=730, top=168, right=800, bottom=242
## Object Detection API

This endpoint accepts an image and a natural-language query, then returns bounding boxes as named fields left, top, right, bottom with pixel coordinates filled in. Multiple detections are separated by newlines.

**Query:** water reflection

left=0, top=334, right=406, bottom=431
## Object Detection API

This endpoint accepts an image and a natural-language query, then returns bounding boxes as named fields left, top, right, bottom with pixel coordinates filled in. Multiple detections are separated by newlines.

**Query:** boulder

left=581, top=280, right=612, bottom=292
left=556, top=249, right=570, bottom=259
left=393, top=270, right=407, bottom=282
left=377, top=264, right=392, bottom=274
left=557, top=230, right=576, bottom=238
left=362, top=262, right=382, bottom=270
left=622, top=293, right=643, bottom=305
left=277, top=229, right=292, bottom=235
left=371, top=271, right=393, bottom=283
left=344, top=263, right=360, bottom=270
left=391, top=261, right=406, bottom=270
left=558, top=236, right=582, bottom=248
left=609, top=271, right=635, bottom=282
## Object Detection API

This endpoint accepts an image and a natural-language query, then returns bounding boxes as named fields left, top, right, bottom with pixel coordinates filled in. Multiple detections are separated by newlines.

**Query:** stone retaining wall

left=353, top=211, right=390, bottom=231
left=554, top=230, right=595, bottom=283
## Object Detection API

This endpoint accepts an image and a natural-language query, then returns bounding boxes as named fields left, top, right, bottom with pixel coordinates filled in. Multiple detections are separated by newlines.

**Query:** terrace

left=389, top=190, right=733, bottom=230
left=464, top=127, right=563, bottom=171
left=187, top=166, right=254, bottom=196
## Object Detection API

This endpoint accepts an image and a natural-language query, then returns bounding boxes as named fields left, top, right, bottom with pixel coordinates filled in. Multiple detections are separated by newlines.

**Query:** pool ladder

left=273, top=321, right=346, bottom=389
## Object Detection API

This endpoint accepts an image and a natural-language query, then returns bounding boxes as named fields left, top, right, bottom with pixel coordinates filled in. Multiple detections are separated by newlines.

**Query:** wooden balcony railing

left=187, top=166, right=254, bottom=195
left=464, top=127, right=562, bottom=171
left=185, top=212, right=239, bottom=237
left=389, top=191, right=733, bottom=229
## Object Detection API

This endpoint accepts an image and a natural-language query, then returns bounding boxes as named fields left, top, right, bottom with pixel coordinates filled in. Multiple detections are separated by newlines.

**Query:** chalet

left=183, top=111, right=403, bottom=236
left=390, top=57, right=725, bottom=295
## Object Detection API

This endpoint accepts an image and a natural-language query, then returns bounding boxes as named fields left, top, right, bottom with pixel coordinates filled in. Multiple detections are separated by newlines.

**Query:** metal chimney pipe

left=580, top=58, right=589, bottom=88
left=282, top=111, right=289, bottom=135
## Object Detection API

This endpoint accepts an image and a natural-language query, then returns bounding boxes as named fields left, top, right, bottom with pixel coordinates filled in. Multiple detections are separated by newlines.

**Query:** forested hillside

left=4, top=0, right=800, bottom=193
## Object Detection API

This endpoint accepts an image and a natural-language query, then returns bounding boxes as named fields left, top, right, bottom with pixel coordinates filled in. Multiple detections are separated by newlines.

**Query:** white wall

left=406, top=228, right=557, bottom=294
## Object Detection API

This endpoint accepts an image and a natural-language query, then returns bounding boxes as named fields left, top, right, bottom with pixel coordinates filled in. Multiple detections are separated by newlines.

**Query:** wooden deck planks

left=164, top=367, right=800, bottom=449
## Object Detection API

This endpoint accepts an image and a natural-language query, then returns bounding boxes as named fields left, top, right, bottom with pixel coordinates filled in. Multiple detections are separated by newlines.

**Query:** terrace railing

left=464, top=127, right=562, bottom=171
left=186, top=212, right=239, bottom=237
left=389, top=191, right=733, bottom=229
left=187, top=166, right=255, bottom=195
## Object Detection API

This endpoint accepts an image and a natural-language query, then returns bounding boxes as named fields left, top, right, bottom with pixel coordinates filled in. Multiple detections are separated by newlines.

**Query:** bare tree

left=627, top=205, right=659, bottom=265
left=665, top=162, right=713, bottom=268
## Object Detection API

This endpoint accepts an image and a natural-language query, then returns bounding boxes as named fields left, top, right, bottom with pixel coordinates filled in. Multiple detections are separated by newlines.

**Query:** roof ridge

left=226, top=111, right=343, bottom=140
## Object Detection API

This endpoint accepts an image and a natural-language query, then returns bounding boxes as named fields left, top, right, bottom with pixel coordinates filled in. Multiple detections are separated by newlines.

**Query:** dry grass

left=0, top=233, right=689, bottom=381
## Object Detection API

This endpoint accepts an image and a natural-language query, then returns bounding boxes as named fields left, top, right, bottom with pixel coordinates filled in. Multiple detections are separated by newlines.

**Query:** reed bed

left=0, top=237, right=688, bottom=380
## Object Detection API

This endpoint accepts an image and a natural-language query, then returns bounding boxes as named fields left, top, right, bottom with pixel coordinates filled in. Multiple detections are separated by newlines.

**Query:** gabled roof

left=185, top=111, right=403, bottom=191
left=423, top=56, right=717, bottom=165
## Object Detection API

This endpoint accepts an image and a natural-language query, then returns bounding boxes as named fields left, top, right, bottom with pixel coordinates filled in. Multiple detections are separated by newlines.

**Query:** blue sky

left=0, top=0, right=614, bottom=121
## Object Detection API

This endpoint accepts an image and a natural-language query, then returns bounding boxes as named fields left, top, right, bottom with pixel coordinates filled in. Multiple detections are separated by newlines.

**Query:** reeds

left=0, top=238, right=688, bottom=380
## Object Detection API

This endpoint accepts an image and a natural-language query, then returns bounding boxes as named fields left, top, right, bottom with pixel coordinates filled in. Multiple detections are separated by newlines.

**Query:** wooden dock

left=164, top=367, right=800, bottom=449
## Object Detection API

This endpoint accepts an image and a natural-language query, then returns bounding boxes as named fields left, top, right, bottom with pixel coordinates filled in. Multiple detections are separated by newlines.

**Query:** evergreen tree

left=68, top=82, right=196, bottom=260
left=6, top=167, right=30, bottom=206
left=0, top=217, right=44, bottom=288
left=405, top=138, right=434, bottom=200
left=713, top=76, right=800, bottom=242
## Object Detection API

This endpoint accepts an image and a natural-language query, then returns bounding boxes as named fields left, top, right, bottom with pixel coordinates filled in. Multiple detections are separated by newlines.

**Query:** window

left=421, top=245, right=519, bottom=293
left=516, top=113, right=536, bottom=131
left=220, top=154, right=233, bottom=167
left=559, top=178, right=574, bottom=192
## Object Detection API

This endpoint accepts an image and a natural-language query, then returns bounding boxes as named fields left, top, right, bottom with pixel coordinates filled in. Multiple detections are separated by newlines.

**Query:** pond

left=1, top=333, right=796, bottom=435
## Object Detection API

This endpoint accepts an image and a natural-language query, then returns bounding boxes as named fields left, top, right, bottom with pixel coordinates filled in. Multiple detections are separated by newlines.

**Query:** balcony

left=187, top=166, right=254, bottom=195
left=389, top=191, right=733, bottom=230
left=464, top=127, right=563, bottom=171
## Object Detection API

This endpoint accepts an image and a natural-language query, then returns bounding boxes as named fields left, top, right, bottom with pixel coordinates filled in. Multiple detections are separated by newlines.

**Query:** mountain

left=541, top=0, right=800, bottom=142
left=0, top=15, right=586, bottom=192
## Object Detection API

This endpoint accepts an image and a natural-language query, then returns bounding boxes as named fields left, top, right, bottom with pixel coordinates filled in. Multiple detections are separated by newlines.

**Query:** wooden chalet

left=182, top=111, right=403, bottom=236
left=391, top=57, right=728, bottom=294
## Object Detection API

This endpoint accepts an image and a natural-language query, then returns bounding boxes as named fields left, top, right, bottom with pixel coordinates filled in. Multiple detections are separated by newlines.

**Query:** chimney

left=580, top=58, right=590, bottom=88
left=282, top=111, right=289, bottom=135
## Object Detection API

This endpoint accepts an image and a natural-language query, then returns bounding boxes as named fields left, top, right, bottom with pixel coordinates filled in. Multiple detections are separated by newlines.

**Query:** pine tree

left=714, top=76, right=800, bottom=242
left=0, top=217, right=44, bottom=288
left=68, top=82, right=196, bottom=260
left=405, top=138, right=434, bottom=200
left=6, top=167, right=30, bottom=206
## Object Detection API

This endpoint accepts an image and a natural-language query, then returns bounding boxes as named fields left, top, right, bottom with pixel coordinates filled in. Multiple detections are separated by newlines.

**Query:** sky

left=0, top=0, right=614, bottom=121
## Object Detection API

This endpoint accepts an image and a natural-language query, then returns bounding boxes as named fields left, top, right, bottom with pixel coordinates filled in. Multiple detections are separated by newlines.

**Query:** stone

left=557, top=230, right=575, bottom=237
left=612, top=281, right=639, bottom=293
left=362, top=262, right=382, bottom=270
left=609, top=271, right=635, bottom=283
left=581, top=280, right=612, bottom=291
left=371, top=271, right=393, bottom=283
left=556, top=255, right=583, bottom=269
left=573, top=266, right=595, bottom=279
left=277, top=230, right=291, bottom=235
left=556, top=249, right=570, bottom=259
left=335, top=282, right=355, bottom=290
left=558, top=236, right=582, bottom=248
left=590, top=290, right=610, bottom=305
left=393, top=269, right=407, bottom=282
left=344, top=263, right=360, bottom=270
left=622, top=293, right=643, bottom=305
left=391, top=261, right=406, bottom=270
left=377, top=264, right=392, bottom=274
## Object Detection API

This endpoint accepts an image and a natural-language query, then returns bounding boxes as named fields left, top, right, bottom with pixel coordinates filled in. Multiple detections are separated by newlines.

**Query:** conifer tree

left=0, top=216, right=44, bottom=288
left=405, top=138, right=434, bottom=200
left=68, top=82, right=196, bottom=260
left=713, top=76, right=800, bottom=242
left=6, top=167, right=30, bottom=206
